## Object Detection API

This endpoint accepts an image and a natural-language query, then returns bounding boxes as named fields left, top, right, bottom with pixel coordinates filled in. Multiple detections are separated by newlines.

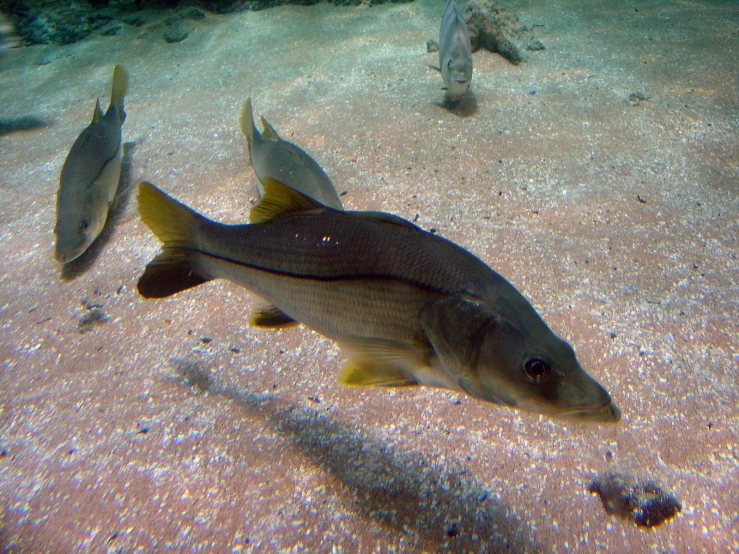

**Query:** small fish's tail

left=137, top=181, right=211, bottom=298
left=110, top=65, right=129, bottom=123
left=239, top=97, right=258, bottom=146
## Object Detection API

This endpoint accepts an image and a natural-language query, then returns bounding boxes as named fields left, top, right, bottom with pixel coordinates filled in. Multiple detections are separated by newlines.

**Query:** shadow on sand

left=171, top=358, right=540, bottom=553
left=60, top=141, right=137, bottom=281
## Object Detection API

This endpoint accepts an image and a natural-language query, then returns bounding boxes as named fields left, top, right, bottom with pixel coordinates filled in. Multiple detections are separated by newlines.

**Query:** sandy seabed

left=0, top=0, right=737, bottom=552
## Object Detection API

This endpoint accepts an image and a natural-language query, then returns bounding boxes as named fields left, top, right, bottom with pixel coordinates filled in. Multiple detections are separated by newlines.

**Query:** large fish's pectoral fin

left=250, top=302, right=297, bottom=329
left=249, top=177, right=325, bottom=223
left=259, top=116, right=280, bottom=141
left=337, top=338, right=426, bottom=387
left=339, top=360, right=417, bottom=387
left=420, top=291, right=497, bottom=381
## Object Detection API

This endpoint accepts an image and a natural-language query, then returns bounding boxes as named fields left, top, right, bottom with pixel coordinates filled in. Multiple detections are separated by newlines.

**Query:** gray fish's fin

left=337, top=337, right=427, bottom=387
left=239, top=97, right=258, bottom=145
left=92, top=98, right=104, bottom=123
left=428, top=64, right=442, bottom=73
left=110, top=65, right=128, bottom=123
left=250, top=303, right=297, bottom=328
left=249, top=177, right=325, bottom=224
left=259, top=116, right=280, bottom=141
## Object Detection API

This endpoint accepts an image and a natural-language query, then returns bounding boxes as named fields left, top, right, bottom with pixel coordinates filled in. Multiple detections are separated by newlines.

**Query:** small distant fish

left=0, top=13, right=19, bottom=56
left=438, top=0, right=473, bottom=100
left=54, top=65, right=128, bottom=263
left=239, top=98, right=343, bottom=210
left=136, top=178, right=620, bottom=423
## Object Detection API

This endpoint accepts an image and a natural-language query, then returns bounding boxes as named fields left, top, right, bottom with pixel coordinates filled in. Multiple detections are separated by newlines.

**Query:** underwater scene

left=0, top=0, right=737, bottom=551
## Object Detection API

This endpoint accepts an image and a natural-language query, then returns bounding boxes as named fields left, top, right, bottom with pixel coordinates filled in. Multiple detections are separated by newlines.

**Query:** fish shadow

left=61, top=141, right=137, bottom=281
left=434, top=89, right=479, bottom=117
left=171, top=358, right=540, bottom=552
left=0, top=116, right=47, bottom=136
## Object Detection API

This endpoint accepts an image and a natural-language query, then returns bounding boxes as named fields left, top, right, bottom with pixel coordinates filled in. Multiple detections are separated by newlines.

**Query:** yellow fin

left=239, top=97, right=256, bottom=144
left=338, top=359, right=417, bottom=387
left=136, top=181, right=211, bottom=298
left=110, top=65, right=129, bottom=122
left=250, top=304, right=297, bottom=328
left=260, top=116, right=280, bottom=141
left=92, top=98, right=104, bottom=122
left=337, top=338, right=428, bottom=387
left=137, top=181, right=198, bottom=247
left=248, top=177, right=324, bottom=224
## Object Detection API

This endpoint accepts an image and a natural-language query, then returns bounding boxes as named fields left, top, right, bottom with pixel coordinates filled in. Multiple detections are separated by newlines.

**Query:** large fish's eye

left=523, top=358, right=551, bottom=382
left=80, top=219, right=89, bottom=231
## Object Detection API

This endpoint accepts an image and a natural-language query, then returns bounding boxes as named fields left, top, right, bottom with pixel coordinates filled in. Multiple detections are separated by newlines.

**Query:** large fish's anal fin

left=250, top=303, right=297, bottom=328
left=337, top=338, right=427, bottom=387
left=137, top=250, right=209, bottom=298
left=259, top=116, right=280, bottom=141
left=249, top=177, right=325, bottom=224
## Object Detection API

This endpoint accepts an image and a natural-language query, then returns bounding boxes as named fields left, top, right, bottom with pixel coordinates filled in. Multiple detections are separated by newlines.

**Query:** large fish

left=438, top=0, right=473, bottom=100
left=239, top=98, right=343, bottom=210
left=137, top=178, right=620, bottom=423
left=54, top=65, right=128, bottom=263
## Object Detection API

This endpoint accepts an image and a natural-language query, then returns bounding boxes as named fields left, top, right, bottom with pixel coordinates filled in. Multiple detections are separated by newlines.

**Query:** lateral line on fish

left=192, top=248, right=454, bottom=294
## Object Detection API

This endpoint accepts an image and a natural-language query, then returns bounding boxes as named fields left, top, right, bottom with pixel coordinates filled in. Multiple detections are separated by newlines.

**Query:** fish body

left=137, top=179, right=620, bottom=423
left=239, top=98, right=343, bottom=210
left=439, top=0, right=473, bottom=99
left=54, top=65, right=128, bottom=263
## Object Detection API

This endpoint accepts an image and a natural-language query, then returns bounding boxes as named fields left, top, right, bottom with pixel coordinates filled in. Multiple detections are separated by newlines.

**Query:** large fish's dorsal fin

left=239, top=97, right=258, bottom=144
left=259, top=116, right=280, bottom=141
left=92, top=98, right=104, bottom=122
left=110, top=65, right=129, bottom=123
left=249, top=177, right=324, bottom=224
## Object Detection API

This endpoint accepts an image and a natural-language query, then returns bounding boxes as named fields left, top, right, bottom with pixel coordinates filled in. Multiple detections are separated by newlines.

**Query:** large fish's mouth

left=456, top=80, right=467, bottom=85
left=557, top=402, right=621, bottom=423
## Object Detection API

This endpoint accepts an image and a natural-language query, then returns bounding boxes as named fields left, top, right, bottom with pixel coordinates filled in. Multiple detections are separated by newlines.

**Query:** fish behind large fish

left=136, top=178, right=620, bottom=423
left=239, top=98, right=343, bottom=210
left=438, top=0, right=473, bottom=100
left=54, top=65, right=128, bottom=264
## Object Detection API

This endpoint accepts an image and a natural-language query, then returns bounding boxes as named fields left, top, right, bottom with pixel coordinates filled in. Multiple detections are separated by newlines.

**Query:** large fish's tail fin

left=110, top=65, right=129, bottom=123
left=239, top=97, right=259, bottom=146
left=137, top=181, right=211, bottom=298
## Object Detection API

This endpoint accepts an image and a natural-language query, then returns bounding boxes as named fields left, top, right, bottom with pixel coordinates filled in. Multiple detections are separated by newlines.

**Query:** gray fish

left=239, top=98, right=343, bottom=210
left=439, top=0, right=473, bottom=99
left=54, top=65, right=128, bottom=263
left=136, top=178, right=620, bottom=423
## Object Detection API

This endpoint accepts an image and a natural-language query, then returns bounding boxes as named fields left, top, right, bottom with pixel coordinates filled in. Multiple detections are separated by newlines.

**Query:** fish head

left=54, top=185, right=110, bottom=263
left=421, top=293, right=620, bottom=423
left=442, top=53, right=473, bottom=98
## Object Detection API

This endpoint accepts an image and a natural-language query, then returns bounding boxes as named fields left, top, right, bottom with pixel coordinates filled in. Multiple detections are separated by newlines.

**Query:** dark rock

left=464, top=0, right=538, bottom=65
left=588, top=471, right=682, bottom=528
